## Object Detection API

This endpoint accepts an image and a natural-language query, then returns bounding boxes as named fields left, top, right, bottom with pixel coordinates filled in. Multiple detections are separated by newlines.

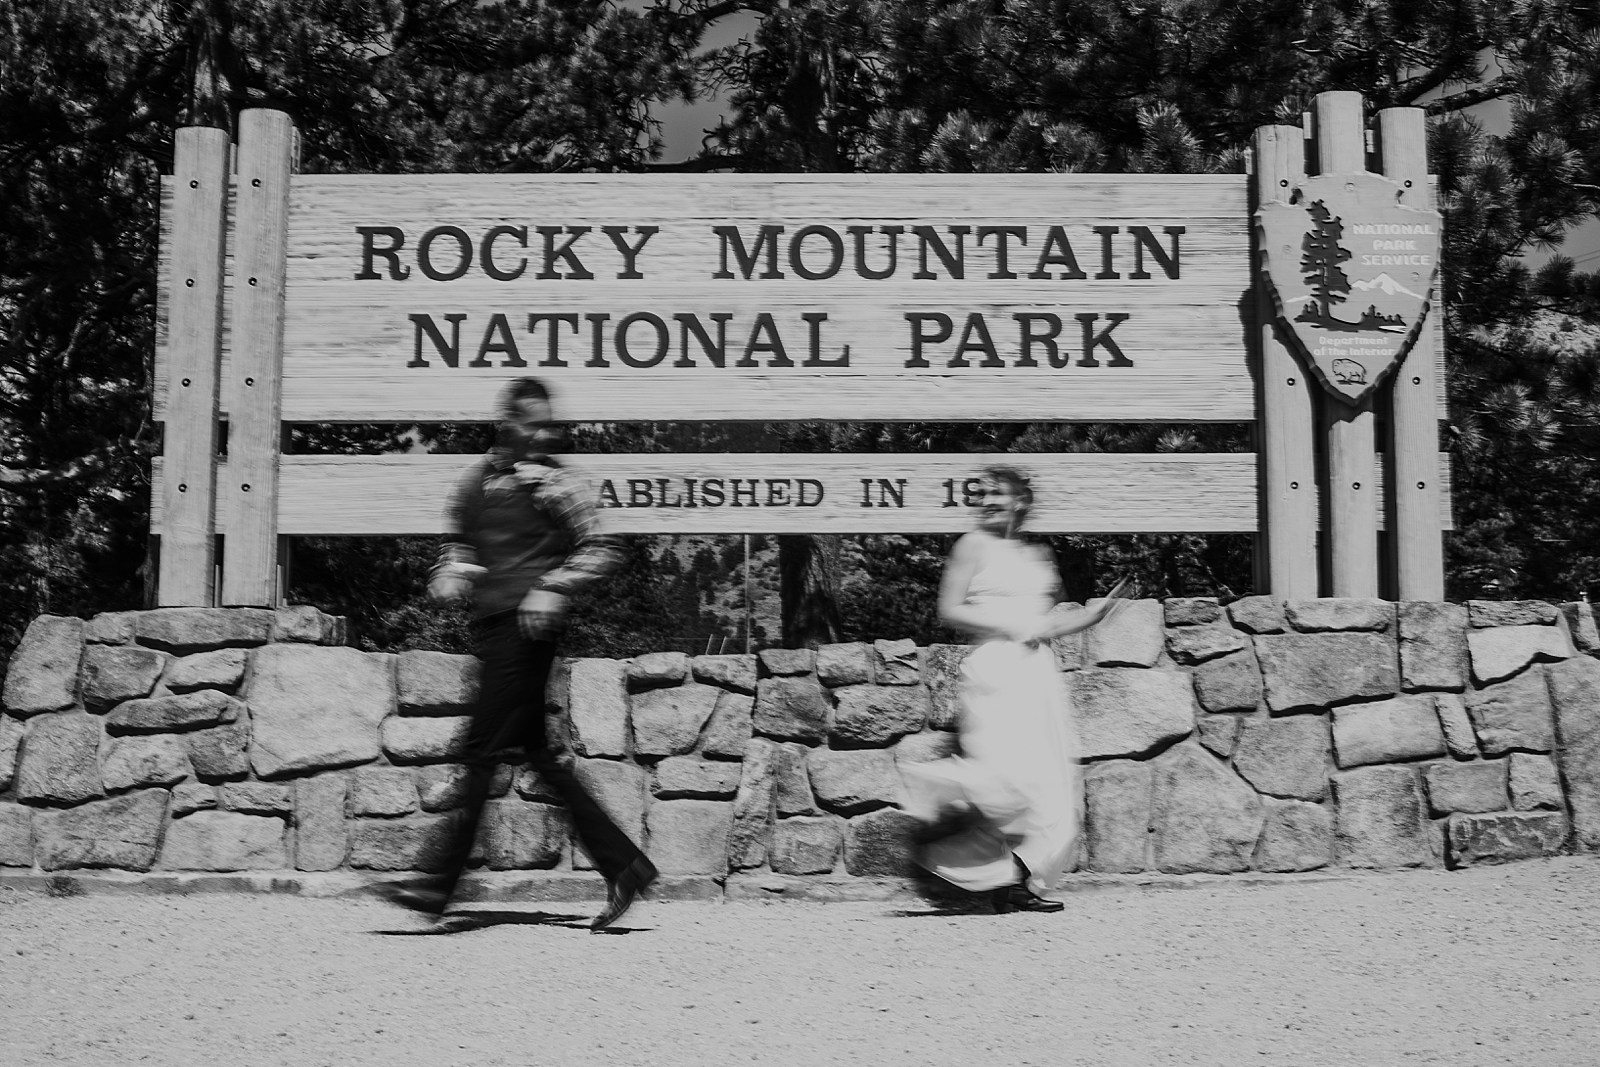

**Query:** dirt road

left=3, top=858, right=1597, bottom=1067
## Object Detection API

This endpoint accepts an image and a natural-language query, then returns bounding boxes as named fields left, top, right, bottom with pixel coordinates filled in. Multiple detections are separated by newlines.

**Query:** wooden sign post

left=1255, top=91, right=1446, bottom=600
left=1318, top=92, right=1380, bottom=598
left=1377, top=106, right=1447, bottom=601
left=154, top=126, right=230, bottom=606
left=151, top=96, right=1446, bottom=607
left=220, top=110, right=295, bottom=607
left=1252, top=123, right=1318, bottom=600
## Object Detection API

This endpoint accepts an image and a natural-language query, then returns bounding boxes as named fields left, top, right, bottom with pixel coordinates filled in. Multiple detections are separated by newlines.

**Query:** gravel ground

left=3, top=857, right=1598, bottom=1067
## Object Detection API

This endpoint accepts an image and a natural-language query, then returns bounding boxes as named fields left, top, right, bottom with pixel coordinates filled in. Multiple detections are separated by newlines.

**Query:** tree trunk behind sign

left=182, top=0, right=236, bottom=131
left=779, top=534, right=842, bottom=648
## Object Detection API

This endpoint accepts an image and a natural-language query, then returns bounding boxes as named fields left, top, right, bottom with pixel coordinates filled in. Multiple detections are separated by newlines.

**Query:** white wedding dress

left=901, top=536, right=1082, bottom=895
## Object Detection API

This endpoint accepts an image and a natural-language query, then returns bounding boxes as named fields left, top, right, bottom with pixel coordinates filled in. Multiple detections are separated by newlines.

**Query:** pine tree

left=1298, top=200, right=1354, bottom=326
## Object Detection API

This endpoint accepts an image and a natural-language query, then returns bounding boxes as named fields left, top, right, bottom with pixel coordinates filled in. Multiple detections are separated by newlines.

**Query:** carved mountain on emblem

left=1351, top=272, right=1426, bottom=300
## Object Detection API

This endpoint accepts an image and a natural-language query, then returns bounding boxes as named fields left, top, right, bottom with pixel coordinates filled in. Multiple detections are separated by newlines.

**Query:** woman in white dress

left=902, top=466, right=1129, bottom=913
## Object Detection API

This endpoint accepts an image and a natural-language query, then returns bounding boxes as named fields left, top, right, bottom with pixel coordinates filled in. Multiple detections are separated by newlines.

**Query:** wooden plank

left=1313, top=91, right=1369, bottom=175
left=153, top=451, right=1455, bottom=535
left=1379, top=107, right=1446, bottom=600
left=1427, top=174, right=1451, bottom=521
left=156, top=127, right=230, bottom=606
left=154, top=180, right=173, bottom=420
left=220, top=110, right=295, bottom=606
left=1314, top=92, right=1379, bottom=597
left=1325, top=402, right=1380, bottom=594
left=261, top=173, right=1253, bottom=422
left=156, top=453, right=1262, bottom=535
left=1253, top=123, right=1320, bottom=598
left=1374, top=454, right=1452, bottom=532
left=1429, top=177, right=1449, bottom=421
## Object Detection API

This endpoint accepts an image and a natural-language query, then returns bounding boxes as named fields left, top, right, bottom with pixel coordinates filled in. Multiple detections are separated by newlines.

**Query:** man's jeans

left=430, top=614, right=643, bottom=897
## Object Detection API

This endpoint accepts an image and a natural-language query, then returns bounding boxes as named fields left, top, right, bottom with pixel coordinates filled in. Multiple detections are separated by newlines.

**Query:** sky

left=649, top=7, right=760, bottom=162
left=1425, top=52, right=1600, bottom=272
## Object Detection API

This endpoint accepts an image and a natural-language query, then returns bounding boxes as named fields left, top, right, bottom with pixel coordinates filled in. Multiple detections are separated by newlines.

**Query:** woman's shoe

left=991, top=884, right=1064, bottom=914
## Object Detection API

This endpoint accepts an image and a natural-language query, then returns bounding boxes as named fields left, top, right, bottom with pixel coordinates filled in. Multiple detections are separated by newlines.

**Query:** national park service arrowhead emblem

left=1257, top=172, right=1441, bottom=405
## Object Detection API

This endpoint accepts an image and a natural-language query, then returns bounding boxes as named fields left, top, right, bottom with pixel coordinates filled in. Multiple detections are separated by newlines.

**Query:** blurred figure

left=377, top=378, right=656, bottom=931
left=902, top=466, right=1129, bottom=913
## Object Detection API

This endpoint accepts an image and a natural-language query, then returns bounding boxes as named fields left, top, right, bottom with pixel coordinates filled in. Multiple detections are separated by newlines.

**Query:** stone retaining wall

left=2, top=597, right=1599, bottom=893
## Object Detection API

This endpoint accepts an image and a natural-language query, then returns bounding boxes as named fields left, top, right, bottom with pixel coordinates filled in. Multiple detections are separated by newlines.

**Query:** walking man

left=378, top=378, right=657, bottom=930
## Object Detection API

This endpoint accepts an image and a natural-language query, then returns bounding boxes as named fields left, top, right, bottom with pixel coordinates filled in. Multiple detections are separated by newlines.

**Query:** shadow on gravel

left=883, top=869, right=994, bottom=917
left=369, top=909, right=600, bottom=936
left=884, top=906, right=995, bottom=918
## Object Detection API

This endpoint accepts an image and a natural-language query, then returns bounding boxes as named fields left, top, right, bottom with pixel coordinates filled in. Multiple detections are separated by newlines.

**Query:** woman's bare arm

left=1032, top=575, right=1135, bottom=642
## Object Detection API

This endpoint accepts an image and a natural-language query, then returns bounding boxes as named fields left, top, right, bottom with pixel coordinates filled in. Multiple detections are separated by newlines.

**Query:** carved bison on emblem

left=1331, top=358, right=1367, bottom=385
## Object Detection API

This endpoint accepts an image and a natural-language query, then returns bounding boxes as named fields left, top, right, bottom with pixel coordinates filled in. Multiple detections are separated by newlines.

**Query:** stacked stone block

left=0, top=607, right=346, bottom=873
left=2, top=597, right=1599, bottom=886
left=1079, top=595, right=1596, bottom=874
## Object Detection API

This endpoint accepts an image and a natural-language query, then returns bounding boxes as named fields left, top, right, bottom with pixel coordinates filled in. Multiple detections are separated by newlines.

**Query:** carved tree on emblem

left=1296, top=199, right=1352, bottom=328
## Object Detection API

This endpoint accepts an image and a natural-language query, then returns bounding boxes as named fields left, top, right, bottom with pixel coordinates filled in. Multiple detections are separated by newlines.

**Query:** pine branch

left=644, top=153, right=756, bottom=171
left=0, top=452, right=107, bottom=492
left=1393, top=53, right=1476, bottom=106
left=1425, top=77, right=1518, bottom=115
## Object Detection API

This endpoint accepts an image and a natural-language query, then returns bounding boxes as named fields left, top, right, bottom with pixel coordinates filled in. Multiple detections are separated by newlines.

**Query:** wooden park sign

left=151, top=91, right=1446, bottom=608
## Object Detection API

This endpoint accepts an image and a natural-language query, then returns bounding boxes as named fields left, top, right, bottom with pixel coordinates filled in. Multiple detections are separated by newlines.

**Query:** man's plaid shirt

left=435, top=447, right=622, bottom=619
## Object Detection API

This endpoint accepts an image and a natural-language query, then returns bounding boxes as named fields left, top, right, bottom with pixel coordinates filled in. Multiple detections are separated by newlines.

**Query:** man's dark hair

left=500, top=377, right=552, bottom=415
